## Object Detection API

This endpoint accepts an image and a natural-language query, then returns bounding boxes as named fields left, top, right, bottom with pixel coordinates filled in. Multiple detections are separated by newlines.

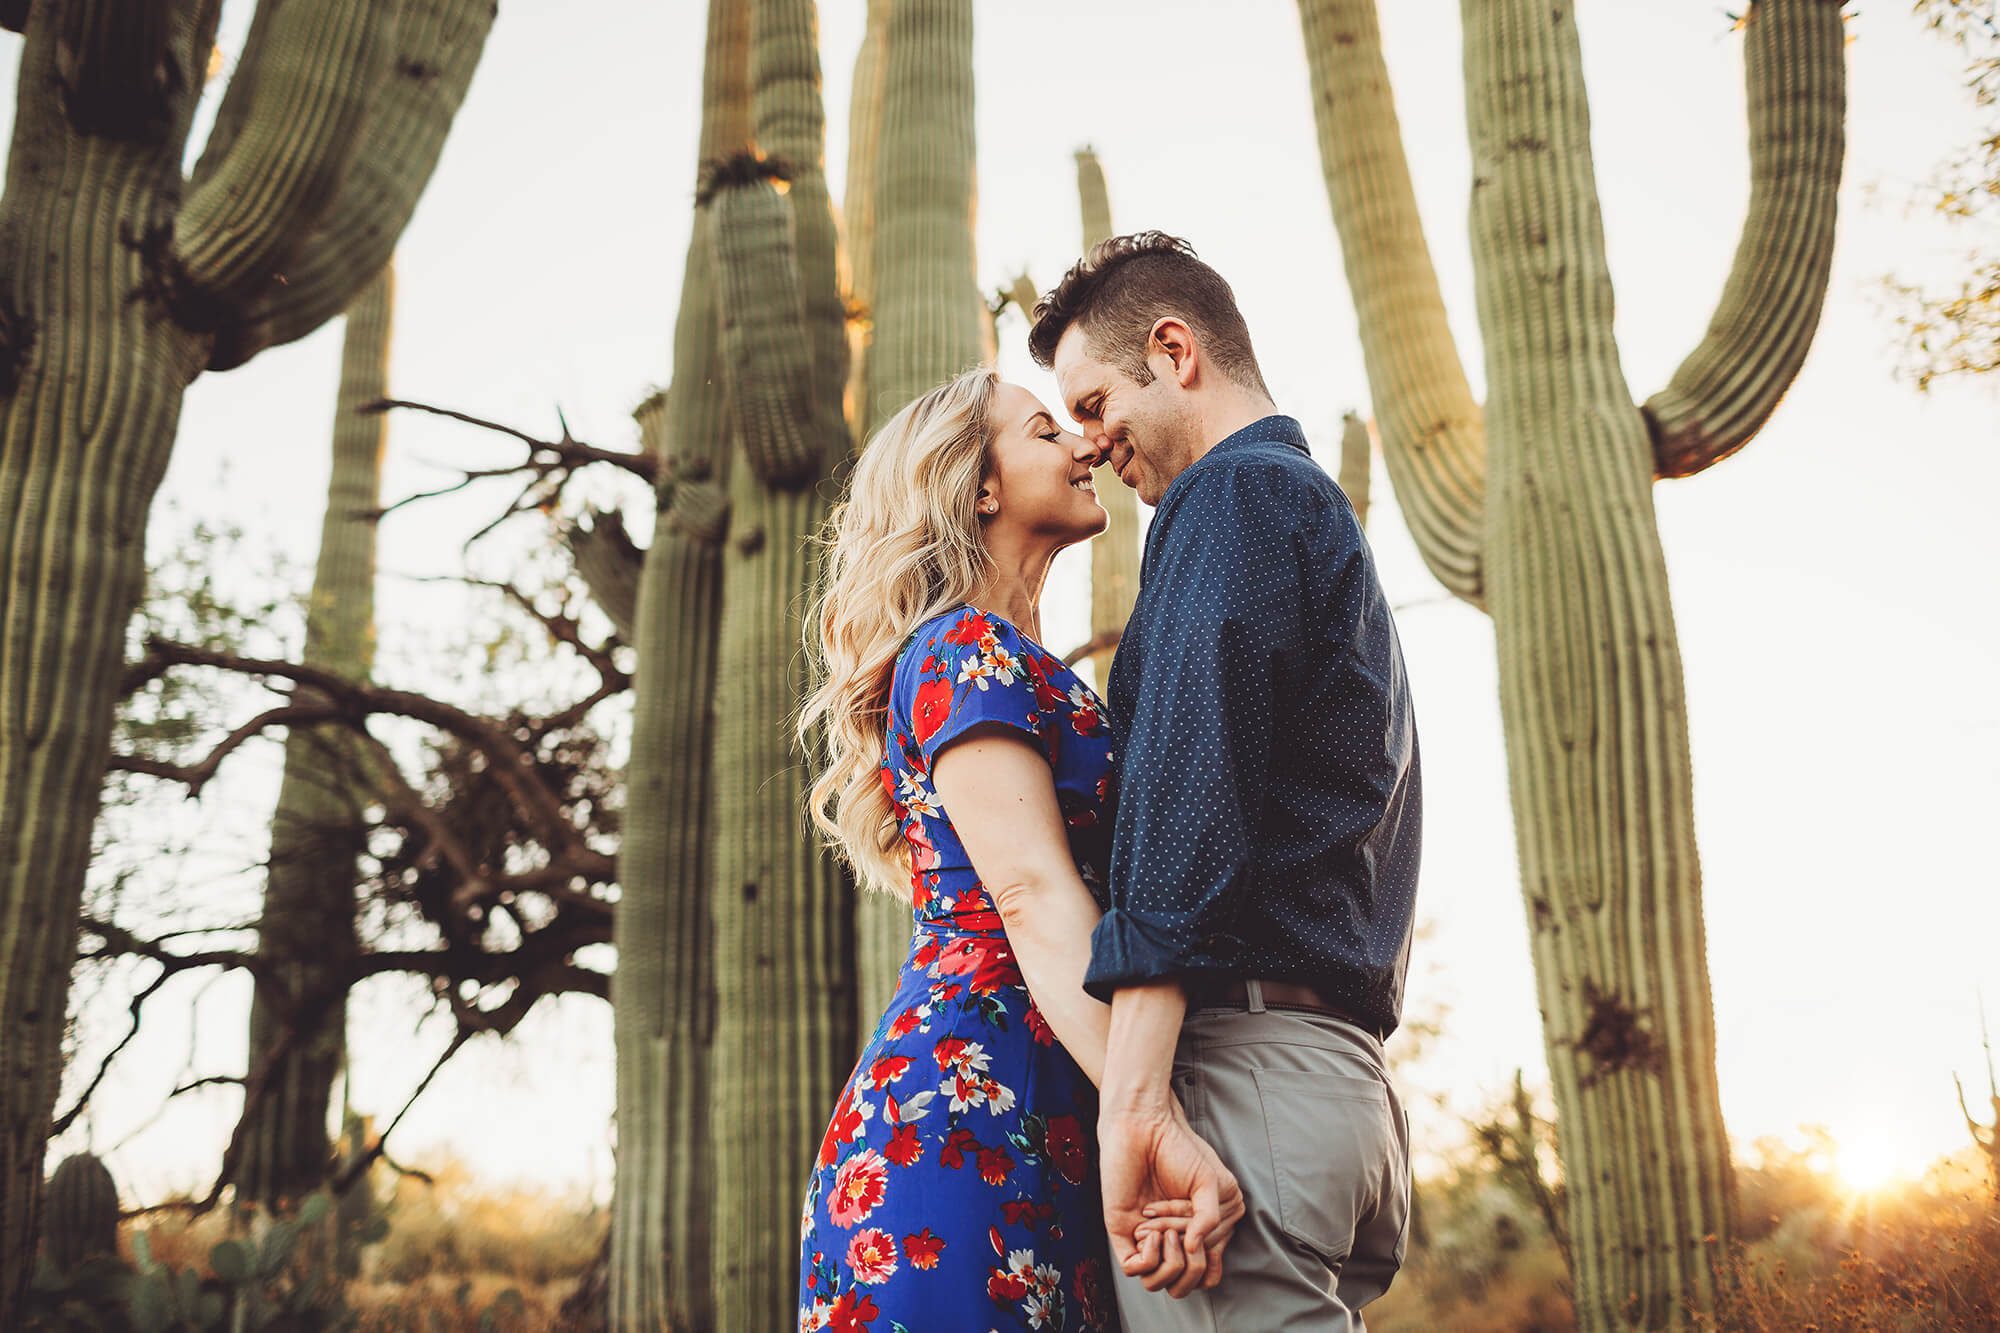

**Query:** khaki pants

left=1109, top=983, right=1412, bottom=1331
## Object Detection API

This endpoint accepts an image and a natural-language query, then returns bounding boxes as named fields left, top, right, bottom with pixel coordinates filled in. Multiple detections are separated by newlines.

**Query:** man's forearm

left=1099, top=979, right=1188, bottom=1115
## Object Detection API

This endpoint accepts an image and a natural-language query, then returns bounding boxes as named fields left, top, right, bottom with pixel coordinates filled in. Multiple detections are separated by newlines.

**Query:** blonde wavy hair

left=799, top=367, right=1000, bottom=900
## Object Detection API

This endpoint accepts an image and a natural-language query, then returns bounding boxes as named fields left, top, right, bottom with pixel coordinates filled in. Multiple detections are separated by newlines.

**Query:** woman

left=795, top=368, right=1193, bottom=1330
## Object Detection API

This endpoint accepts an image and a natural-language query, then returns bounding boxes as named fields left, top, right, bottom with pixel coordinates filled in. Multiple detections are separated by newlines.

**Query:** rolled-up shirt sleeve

left=1083, top=458, right=1325, bottom=1001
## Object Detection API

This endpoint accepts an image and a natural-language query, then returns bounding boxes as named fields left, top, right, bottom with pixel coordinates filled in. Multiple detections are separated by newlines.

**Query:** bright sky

left=20, top=1, right=1998, bottom=1207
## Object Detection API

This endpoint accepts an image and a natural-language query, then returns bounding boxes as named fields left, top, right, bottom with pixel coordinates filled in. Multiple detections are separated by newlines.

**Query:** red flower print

left=868, top=1054, right=911, bottom=1087
left=829, top=1149, right=889, bottom=1227
left=846, top=1227, right=898, bottom=1285
left=987, top=1268, right=1029, bottom=1303
left=906, top=818, right=940, bottom=872
left=1002, top=1198, right=1057, bottom=1229
left=1022, top=653, right=1066, bottom=710
left=941, top=1127, right=982, bottom=1170
left=827, top=1289, right=880, bottom=1332
left=976, top=1145, right=1014, bottom=1185
left=1045, top=1114, right=1088, bottom=1185
left=1069, top=685, right=1101, bottom=735
left=889, top=1008, right=922, bottom=1039
left=988, top=1224, right=1006, bottom=1258
left=944, top=612, right=991, bottom=645
left=819, top=1084, right=866, bottom=1169
left=883, top=1123, right=923, bottom=1166
left=1024, top=1003, right=1055, bottom=1046
left=933, top=1036, right=971, bottom=1071
left=1075, top=1255, right=1112, bottom=1328
left=912, top=676, right=953, bottom=743
left=903, top=1228, right=945, bottom=1270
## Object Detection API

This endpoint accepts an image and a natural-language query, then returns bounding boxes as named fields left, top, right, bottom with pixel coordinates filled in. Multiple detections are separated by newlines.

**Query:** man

left=1028, top=232, right=1423, bottom=1328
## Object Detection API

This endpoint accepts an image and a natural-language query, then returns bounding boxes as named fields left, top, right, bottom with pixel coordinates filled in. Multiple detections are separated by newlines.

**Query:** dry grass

left=101, top=1142, right=1995, bottom=1331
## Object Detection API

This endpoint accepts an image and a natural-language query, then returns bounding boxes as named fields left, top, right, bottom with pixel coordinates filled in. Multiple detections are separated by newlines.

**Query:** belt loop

left=1245, top=977, right=1267, bottom=1014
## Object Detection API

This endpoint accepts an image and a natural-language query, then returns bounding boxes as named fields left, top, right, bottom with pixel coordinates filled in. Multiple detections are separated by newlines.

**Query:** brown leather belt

left=1184, top=975, right=1387, bottom=1041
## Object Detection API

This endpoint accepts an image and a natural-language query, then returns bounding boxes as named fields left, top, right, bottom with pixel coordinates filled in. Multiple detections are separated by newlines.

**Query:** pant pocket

left=1252, top=1066, right=1392, bottom=1267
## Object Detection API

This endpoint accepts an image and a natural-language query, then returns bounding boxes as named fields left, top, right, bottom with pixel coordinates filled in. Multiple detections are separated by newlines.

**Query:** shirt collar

left=1208, top=413, right=1309, bottom=456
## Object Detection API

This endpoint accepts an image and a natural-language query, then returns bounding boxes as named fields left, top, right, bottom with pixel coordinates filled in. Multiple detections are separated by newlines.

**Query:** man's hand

left=1099, top=1099, right=1245, bottom=1299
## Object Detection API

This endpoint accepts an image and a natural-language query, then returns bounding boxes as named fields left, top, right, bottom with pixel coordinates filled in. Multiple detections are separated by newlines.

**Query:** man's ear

left=1149, top=317, right=1198, bottom=388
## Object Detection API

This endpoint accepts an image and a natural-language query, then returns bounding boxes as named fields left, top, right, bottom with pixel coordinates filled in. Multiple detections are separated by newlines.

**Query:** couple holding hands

left=796, top=232, right=1422, bottom=1331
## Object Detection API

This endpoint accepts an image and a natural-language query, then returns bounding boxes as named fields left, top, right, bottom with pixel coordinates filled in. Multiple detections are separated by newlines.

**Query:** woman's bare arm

left=931, top=724, right=1113, bottom=1088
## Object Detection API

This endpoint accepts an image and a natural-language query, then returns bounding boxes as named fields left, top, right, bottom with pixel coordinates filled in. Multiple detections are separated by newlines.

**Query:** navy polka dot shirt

left=1081, top=415, right=1423, bottom=1038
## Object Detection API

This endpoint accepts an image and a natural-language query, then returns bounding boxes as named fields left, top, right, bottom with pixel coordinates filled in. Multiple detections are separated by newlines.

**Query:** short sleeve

left=898, top=608, right=1051, bottom=769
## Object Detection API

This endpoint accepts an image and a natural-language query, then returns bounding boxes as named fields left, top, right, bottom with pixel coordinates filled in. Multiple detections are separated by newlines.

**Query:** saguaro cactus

left=231, top=265, right=393, bottom=1214
left=41, top=1153, right=118, bottom=1274
left=842, top=0, right=891, bottom=437
left=1337, top=410, right=1371, bottom=531
left=0, top=4, right=491, bottom=1314
left=849, top=0, right=984, bottom=1046
left=1074, top=148, right=1142, bottom=683
left=704, top=0, right=857, bottom=1323
left=609, top=1, right=748, bottom=1327
left=1297, top=1, right=1843, bottom=1325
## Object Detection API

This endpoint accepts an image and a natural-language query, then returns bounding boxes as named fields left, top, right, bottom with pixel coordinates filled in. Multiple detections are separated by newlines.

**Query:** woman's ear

left=976, top=479, right=999, bottom=518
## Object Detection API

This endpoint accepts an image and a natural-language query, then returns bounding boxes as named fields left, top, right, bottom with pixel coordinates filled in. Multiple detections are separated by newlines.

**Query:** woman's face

left=979, top=381, right=1107, bottom=546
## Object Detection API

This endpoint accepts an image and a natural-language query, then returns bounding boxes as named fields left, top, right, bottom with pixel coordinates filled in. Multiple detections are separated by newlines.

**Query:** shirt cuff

left=1082, top=908, right=1238, bottom=1003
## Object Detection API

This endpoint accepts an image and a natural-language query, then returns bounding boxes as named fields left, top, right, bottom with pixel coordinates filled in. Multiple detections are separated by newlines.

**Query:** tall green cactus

left=0, top=5, right=491, bottom=1314
left=1297, top=1, right=1844, bottom=1325
left=842, top=0, right=892, bottom=440
left=850, top=0, right=984, bottom=1051
left=231, top=264, right=392, bottom=1215
left=609, top=1, right=748, bottom=1327
left=1074, top=148, right=1142, bottom=685
left=42, top=1153, right=118, bottom=1274
left=704, top=2, right=856, bottom=1324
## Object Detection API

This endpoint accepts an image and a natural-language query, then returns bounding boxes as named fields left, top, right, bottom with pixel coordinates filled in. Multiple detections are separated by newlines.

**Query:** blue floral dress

left=798, top=606, right=1121, bottom=1332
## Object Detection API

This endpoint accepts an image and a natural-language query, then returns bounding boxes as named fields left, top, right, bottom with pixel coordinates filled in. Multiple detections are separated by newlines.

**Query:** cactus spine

left=0, top=5, right=491, bottom=1313
left=609, top=1, right=748, bottom=1326
left=704, top=1, right=856, bottom=1323
left=849, top=0, right=984, bottom=1043
left=1074, top=148, right=1141, bottom=683
left=42, top=1153, right=118, bottom=1273
left=1297, top=0, right=1845, bottom=1325
left=231, top=265, right=392, bottom=1215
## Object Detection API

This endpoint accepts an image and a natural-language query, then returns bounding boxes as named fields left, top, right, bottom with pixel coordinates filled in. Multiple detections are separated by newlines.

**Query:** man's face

left=1052, top=324, right=1189, bottom=507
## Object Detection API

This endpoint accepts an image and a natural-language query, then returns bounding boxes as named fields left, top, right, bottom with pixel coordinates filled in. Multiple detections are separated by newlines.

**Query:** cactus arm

left=842, top=0, right=889, bottom=440
left=864, top=0, right=980, bottom=436
left=566, top=508, right=642, bottom=644
left=1074, top=147, right=1142, bottom=684
left=748, top=0, right=849, bottom=454
left=1338, top=410, right=1371, bottom=530
left=1642, top=0, right=1846, bottom=478
left=708, top=157, right=820, bottom=488
left=1297, top=0, right=1486, bottom=607
left=172, top=0, right=390, bottom=323
left=203, top=0, right=495, bottom=371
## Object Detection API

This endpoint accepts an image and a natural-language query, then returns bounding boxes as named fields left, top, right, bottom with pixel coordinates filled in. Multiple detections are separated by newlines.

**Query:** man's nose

left=1074, top=426, right=1109, bottom=467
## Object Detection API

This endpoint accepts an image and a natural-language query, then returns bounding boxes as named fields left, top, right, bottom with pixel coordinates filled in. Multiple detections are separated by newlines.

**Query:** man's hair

left=1026, top=231, right=1269, bottom=396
